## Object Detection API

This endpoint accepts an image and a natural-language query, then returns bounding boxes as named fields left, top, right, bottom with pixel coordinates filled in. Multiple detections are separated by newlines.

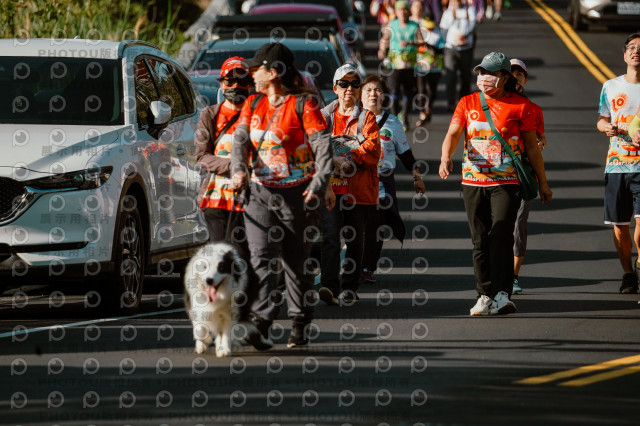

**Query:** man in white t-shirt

left=597, top=32, right=640, bottom=294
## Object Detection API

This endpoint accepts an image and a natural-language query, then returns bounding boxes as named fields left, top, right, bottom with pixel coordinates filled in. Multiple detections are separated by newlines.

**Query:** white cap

left=510, top=58, right=528, bottom=76
left=333, top=64, right=359, bottom=85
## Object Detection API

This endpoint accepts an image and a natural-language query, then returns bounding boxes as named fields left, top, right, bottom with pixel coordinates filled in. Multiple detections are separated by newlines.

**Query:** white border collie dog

left=184, top=242, right=247, bottom=357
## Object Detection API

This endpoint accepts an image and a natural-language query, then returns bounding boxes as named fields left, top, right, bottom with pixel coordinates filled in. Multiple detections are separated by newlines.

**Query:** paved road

left=2, top=1, right=640, bottom=424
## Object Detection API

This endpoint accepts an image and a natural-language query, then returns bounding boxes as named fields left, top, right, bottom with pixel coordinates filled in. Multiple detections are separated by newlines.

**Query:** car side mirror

left=241, top=0, right=255, bottom=14
left=148, top=100, right=171, bottom=139
left=150, top=101, right=171, bottom=126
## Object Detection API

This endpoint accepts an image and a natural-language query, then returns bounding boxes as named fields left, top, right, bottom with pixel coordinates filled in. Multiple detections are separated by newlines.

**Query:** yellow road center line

left=532, top=0, right=616, bottom=80
left=523, top=0, right=608, bottom=84
left=516, top=354, right=640, bottom=385
left=559, top=364, right=640, bottom=387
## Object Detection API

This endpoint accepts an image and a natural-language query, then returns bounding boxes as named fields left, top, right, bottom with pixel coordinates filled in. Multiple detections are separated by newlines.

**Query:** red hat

left=220, top=56, right=248, bottom=78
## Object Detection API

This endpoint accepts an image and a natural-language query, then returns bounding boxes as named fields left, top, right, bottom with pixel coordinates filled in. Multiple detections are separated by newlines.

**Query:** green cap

left=395, top=0, right=409, bottom=10
left=473, top=52, right=511, bottom=73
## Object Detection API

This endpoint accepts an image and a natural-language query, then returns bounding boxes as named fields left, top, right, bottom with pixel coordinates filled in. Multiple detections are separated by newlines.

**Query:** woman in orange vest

left=317, top=64, right=381, bottom=306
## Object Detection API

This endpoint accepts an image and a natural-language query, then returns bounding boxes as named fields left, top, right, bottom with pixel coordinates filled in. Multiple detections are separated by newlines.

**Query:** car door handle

left=176, top=145, right=186, bottom=156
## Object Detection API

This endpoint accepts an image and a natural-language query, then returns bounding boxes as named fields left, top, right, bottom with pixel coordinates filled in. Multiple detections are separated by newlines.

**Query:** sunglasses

left=336, top=80, right=361, bottom=89
left=220, top=76, right=252, bottom=86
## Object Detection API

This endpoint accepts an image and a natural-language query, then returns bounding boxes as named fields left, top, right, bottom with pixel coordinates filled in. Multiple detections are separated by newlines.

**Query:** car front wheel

left=98, top=195, right=145, bottom=314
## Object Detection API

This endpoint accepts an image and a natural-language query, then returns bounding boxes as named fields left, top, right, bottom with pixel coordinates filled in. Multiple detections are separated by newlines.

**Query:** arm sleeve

left=397, top=149, right=418, bottom=172
left=392, top=120, right=410, bottom=155
left=349, top=110, right=381, bottom=167
left=195, top=107, right=231, bottom=176
left=307, top=129, right=332, bottom=196
left=303, top=97, right=331, bottom=195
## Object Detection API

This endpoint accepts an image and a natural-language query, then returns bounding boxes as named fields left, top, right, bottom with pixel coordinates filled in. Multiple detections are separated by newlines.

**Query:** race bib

left=468, top=137, right=502, bottom=168
left=255, top=143, right=290, bottom=181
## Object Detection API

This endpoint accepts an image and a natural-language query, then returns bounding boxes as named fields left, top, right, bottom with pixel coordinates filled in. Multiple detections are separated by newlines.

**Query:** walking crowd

left=193, top=0, right=640, bottom=349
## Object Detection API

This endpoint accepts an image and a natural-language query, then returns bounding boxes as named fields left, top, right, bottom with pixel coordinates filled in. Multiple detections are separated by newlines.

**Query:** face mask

left=223, top=88, right=249, bottom=105
left=476, top=74, right=501, bottom=95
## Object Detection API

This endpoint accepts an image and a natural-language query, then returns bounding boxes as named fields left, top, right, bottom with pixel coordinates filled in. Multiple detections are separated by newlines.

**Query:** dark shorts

left=604, top=172, right=640, bottom=225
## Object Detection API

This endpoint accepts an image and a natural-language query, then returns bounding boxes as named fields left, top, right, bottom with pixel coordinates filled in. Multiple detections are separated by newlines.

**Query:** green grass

left=1, top=0, right=203, bottom=57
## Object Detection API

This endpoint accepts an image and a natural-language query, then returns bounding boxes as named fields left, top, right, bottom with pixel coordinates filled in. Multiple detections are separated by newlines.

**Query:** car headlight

left=25, top=166, right=113, bottom=191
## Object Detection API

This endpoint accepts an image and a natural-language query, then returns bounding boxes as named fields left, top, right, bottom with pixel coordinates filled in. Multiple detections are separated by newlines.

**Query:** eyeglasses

left=336, top=80, right=361, bottom=89
left=625, top=44, right=640, bottom=53
left=221, top=76, right=252, bottom=86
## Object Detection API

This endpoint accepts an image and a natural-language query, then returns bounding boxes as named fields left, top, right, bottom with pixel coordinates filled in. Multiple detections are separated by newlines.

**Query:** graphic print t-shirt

left=200, top=104, right=242, bottom=211
left=598, top=76, right=640, bottom=173
left=451, top=92, right=535, bottom=186
left=378, top=113, right=410, bottom=198
left=239, top=94, right=328, bottom=187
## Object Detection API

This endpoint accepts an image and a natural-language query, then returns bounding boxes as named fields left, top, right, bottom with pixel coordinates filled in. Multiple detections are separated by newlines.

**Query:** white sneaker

left=490, top=291, right=516, bottom=315
left=485, top=5, right=494, bottom=19
left=470, top=295, right=493, bottom=316
left=512, top=278, right=522, bottom=294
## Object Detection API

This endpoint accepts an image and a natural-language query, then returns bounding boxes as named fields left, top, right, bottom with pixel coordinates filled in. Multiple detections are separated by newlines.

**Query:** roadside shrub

left=1, top=0, right=204, bottom=57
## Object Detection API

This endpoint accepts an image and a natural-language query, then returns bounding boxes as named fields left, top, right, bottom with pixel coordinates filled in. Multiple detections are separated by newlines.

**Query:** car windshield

left=0, top=57, right=123, bottom=125
left=194, top=48, right=338, bottom=93
left=256, top=0, right=352, bottom=23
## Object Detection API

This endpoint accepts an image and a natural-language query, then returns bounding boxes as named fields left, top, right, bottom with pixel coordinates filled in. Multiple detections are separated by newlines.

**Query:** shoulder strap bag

left=211, top=110, right=240, bottom=153
left=377, top=110, right=390, bottom=129
left=478, top=92, right=538, bottom=201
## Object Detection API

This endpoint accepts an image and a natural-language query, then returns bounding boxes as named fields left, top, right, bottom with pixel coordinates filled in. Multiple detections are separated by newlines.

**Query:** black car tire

left=98, top=195, right=145, bottom=314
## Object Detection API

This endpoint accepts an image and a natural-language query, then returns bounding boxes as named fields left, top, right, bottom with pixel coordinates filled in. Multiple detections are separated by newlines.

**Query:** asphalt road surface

left=2, top=1, right=640, bottom=424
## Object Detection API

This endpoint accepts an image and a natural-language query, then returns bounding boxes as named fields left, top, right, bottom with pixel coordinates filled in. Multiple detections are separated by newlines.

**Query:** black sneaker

left=620, top=272, right=638, bottom=294
left=240, top=316, right=273, bottom=350
left=287, top=321, right=309, bottom=348
left=318, top=287, right=339, bottom=305
left=340, top=289, right=360, bottom=306
left=242, top=321, right=273, bottom=350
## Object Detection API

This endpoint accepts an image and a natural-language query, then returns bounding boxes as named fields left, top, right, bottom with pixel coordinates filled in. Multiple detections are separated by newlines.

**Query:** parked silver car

left=568, top=0, right=640, bottom=30
left=0, top=39, right=209, bottom=312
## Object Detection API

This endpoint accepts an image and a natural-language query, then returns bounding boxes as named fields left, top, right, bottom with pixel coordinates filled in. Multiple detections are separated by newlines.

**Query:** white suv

left=0, top=39, right=209, bottom=312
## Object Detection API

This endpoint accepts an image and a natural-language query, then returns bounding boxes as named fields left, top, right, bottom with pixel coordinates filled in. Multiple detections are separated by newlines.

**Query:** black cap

left=241, top=42, right=295, bottom=69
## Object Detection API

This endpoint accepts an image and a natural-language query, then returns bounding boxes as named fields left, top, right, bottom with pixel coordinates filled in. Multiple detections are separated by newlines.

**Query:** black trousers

left=416, top=71, right=441, bottom=113
left=362, top=206, right=386, bottom=272
left=461, top=184, right=521, bottom=298
left=243, top=183, right=316, bottom=322
left=320, top=195, right=372, bottom=294
left=444, top=47, right=473, bottom=108
left=387, top=68, right=416, bottom=123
